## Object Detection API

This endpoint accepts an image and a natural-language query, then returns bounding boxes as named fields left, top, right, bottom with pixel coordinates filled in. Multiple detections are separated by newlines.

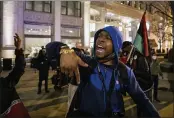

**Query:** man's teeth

left=97, top=48, right=104, bottom=52
left=98, top=45, right=103, bottom=48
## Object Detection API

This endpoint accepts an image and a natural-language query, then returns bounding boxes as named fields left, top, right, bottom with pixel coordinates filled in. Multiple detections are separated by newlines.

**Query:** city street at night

left=1, top=1, right=174, bottom=118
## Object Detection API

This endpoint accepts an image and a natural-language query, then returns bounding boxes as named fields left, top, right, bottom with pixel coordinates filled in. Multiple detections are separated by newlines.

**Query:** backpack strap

left=117, top=61, right=129, bottom=96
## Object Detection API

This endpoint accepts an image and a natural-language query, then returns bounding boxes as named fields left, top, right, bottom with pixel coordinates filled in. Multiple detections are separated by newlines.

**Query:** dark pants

left=137, top=90, right=152, bottom=118
left=152, top=75, right=159, bottom=99
left=38, top=69, right=49, bottom=92
left=38, top=79, right=48, bottom=92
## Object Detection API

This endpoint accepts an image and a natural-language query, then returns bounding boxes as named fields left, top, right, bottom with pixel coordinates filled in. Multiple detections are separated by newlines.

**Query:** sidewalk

left=1, top=67, right=173, bottom=118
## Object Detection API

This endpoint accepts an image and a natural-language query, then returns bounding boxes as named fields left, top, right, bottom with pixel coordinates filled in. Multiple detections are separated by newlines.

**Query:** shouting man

left=46, top=26, right=160, bottom=117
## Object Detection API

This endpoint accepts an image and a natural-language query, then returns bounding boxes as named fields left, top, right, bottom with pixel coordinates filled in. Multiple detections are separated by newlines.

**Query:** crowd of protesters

left=0, top=26, right=163, bottom=118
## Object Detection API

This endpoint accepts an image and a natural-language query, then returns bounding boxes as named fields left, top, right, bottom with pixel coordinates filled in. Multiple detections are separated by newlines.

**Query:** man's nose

left=98, top=37, right=105, bottom=42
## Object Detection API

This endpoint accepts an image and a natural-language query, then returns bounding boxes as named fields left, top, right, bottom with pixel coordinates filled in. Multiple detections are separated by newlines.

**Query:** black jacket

left=0, top=49, right=26, bottom=114
left=128, top=50, right=153, bottom=92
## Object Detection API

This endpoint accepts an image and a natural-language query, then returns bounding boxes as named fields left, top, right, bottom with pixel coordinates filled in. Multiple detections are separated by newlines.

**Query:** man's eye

left=98, top=35, right=102, bottom=38
left=106, top=36, right=111, bottom=40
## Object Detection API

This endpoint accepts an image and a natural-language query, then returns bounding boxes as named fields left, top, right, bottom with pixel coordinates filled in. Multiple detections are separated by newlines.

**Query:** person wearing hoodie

left=46, top=26, right=160, bottom=117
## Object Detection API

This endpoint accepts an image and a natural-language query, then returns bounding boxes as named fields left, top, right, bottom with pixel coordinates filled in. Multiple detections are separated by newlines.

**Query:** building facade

left=0, top=1, right=83, bottom=58
left=88, top=1, right=173, bottom=51
left=0, top=1, right=172, bottom=58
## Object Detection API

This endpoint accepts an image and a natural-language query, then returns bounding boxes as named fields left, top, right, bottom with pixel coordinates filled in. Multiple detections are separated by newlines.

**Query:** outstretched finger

left=13, top=36, right=17, bottom=44
left=14, top=36, right=17, bottom=41
left=15, top=33, right=19, bottom=39
left=60, top=67, right=65, bottom=74
left=74, top=67, right=80, bottom=84
left=77, top=57, right=88, bottom=67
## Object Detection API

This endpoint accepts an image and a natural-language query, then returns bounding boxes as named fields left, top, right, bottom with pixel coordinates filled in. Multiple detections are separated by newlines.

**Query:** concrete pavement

left=1, top=67, right=174, bottom=118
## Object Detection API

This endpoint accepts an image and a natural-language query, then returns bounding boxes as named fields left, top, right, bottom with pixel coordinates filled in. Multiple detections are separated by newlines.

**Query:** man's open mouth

left=96, top=45, right=105, bottom=53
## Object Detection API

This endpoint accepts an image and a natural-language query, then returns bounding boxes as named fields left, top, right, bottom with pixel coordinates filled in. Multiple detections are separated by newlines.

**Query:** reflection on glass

left=44, top=4, right=50, bottom=12
left=68, top=1, right=75, bottom=16
left=61, top=27, right=80, bottom=37
left=34, top=1, right=43, bottom=12
left=26, top=1, right=32, bottom=10
left=24, top=24, right=51, bottom=36
left=75, top=10, right=80, bottom=17
left=61, top=7, right=66, bottom=15
left=25, top=38, right=51, bottom=54
left=62, top=39, right=81, bottom=48
left=61, top=1, right=67, bottom=7
left=75, top=2, right=80, bottom=9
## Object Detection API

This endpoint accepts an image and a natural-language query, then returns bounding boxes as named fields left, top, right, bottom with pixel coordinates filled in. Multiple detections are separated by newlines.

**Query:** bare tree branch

left=150, top=4, right=173, bottom=19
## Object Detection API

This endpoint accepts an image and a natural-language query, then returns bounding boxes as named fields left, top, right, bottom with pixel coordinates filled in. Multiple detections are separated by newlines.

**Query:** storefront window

left=25, top=37, right=51, bottom=54
left=24, top=24, right=51, bottom=35
left=61, top=27, right=80, bottom=37
left=62, top=39, right=81, bottom=48
left=24, top=24, right=52, bottom=55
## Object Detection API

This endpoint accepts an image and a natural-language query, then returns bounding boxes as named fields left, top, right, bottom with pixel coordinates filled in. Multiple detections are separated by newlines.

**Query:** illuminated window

left=61, top=27, right=81, bottom=37
left=24, top=24, right=51, bottom=36
left=24, top=24, right=52, bottom=54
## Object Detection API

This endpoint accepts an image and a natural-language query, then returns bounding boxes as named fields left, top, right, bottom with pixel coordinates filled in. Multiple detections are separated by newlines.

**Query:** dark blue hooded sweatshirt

left=78, top=26, right=124, bottom=115
left=77, top=26, right=160, bottom=117
left=46, top=26, right=160, bottom=117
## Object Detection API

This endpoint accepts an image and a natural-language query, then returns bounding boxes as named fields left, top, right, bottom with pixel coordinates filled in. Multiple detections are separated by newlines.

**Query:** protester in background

left=121, top=41, right=153, bottom=92
left=121, top=41, right=154, bottom=118
left=37, top=46, right=49, bottom=94
left=51, top=67, right=61, bottom=91
left=151, top=53, right=163, bottom=102
left=0, top=34, right=30, bottom=118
